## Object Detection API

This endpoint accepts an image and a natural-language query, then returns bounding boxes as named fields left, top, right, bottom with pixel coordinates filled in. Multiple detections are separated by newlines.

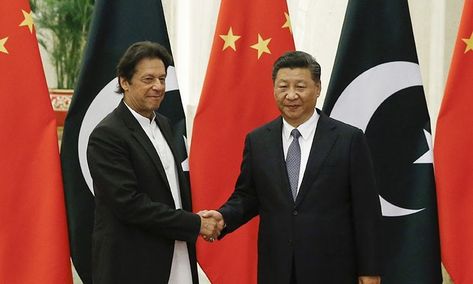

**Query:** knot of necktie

left=291, top=128, right=301, bottom=140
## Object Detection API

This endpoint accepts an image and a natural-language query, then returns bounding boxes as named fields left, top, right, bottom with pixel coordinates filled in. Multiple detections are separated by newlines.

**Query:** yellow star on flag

left=0, top=37, right=8, bottom=54
left=220, top=27, right=241, bottom=51
left=19, top=9, right=34, bottom=33
left=250, top=34, right=271, bottom=59
left=462, top=31, right=473, bottom=53
left=282, top=12, right=292, bottom=34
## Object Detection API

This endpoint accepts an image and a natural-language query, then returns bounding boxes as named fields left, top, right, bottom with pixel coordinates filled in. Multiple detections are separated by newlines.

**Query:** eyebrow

left=139, top=73, right=166, bottom=78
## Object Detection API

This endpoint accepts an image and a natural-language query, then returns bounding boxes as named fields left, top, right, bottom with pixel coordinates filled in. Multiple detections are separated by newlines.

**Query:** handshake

left=197, top=210, right=225, bottom=242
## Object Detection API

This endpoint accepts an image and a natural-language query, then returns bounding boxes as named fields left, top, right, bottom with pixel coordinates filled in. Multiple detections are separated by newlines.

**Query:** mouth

left=285, top=105, right=300, bottom=110
left=147, top=94, right=164, bottom=100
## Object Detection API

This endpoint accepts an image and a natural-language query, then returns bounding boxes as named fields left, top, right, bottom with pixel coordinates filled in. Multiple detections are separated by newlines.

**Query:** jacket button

left=293, top=210, right=298, bottom=216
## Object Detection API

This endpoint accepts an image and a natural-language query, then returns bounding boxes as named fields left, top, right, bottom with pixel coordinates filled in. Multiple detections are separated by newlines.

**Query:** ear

left=315, top=81, right=322, bottom=97
left=119, top=76, right=130, bottom=92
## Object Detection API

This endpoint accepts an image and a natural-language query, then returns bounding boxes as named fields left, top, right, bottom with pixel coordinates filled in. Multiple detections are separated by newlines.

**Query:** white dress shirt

left=282, top=109, right=320, bottom=195
left=125, top=103, right=192, bottom=284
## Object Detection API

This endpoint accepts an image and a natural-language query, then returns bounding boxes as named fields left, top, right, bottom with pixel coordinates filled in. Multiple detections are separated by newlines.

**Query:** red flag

left=190, top=0, right=294, bottom=282
left=434, top=1, right=473, bottom=283
left=0, top=1, right=72, bottom=283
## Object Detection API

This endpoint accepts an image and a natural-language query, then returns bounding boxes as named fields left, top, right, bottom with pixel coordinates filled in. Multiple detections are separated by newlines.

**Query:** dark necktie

left=286, top=129, right=301, bottom=200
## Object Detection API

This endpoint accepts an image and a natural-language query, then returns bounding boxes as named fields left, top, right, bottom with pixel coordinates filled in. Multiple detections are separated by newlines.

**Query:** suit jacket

left=219, top=110, right=381, bottom=284
left=87, top=101, right=200, bottom=284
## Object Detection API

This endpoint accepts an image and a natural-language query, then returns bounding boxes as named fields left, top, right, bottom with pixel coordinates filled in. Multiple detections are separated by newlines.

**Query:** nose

left=152, top=79, right=165, bottom=90
left=286, top=89, right=299, bottom=100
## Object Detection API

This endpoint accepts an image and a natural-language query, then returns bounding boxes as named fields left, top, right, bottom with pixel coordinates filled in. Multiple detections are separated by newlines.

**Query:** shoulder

left=319, top=111, right=363, bottom=136
left=90, top=106, right=127, bottom=141
left=247, top=116, right=281, bottom=137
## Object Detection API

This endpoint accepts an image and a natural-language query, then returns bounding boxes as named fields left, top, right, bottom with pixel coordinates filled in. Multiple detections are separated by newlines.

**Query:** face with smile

left=120, top=58, right=166, bottom=119
left=274, top=67, right=321, bottom=127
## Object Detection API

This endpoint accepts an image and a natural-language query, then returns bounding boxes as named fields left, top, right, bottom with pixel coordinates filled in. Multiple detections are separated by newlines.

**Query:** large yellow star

left=250, top=34, right=271, bottom=59
left=0, top=37, right=8, bottom=54
left=462, top=31, right=473, bottom=53
left=282, top=12, right=292, bottom=34
left=19, top=9, right=34, bottom=33
left=219, top=27, right=241, bottom=51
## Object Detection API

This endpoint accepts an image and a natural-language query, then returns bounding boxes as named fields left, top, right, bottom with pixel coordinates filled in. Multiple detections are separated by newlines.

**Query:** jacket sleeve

left=218, top=134, right=259, bottom=237
left=87, top=124, right=201, bottom=243
left=350, top=128, right=382, bottom=276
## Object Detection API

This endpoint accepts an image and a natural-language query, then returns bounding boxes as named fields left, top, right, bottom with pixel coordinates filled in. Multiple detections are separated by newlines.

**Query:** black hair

left=116, top=41, right=172, bottom=93
left=272, top=51, right=321, bottom=83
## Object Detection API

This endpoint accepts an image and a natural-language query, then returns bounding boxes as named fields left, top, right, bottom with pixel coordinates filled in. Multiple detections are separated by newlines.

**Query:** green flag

left=60, top=1, right=187, bottom=283
left=323, top=0, right=442, bottom=283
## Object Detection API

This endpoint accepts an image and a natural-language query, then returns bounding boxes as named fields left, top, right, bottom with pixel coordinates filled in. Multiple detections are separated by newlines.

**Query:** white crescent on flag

left=330, top=61, right=428, bottom=217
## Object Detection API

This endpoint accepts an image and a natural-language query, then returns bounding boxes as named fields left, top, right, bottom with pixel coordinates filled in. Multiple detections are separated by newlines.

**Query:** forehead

left=134, top=57, right=166, bottom=75
left=275, top=67, right=313, bottom=82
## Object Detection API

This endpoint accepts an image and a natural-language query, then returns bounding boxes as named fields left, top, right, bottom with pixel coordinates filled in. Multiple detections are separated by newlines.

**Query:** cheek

left=274, top=94, right=283, bottom=105
left=305, top=94, right=317, bottom=105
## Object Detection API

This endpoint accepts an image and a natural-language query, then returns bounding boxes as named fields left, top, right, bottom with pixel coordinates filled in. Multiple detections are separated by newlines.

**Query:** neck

left=285, top=110, right=315, bottom=128
left=123, top=99, right=155, bottom=121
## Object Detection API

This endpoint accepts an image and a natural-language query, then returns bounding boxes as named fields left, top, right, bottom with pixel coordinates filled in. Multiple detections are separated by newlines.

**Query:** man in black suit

left=87, top=41, right=221, bottom=284
left=202, top=51, right=381, bottom=284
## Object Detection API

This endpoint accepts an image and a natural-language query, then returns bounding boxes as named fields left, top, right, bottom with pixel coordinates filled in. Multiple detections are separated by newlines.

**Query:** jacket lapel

left=116, top=102, right=171, bottom=192
left=265, top=117, right=295, bottom=202
left=295, top=111, right=338, bottom=206
left=155, top=114, right=192, bottom=210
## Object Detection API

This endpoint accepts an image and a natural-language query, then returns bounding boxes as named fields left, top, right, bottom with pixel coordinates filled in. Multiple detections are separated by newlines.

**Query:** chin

left=284, top=111, right=301, bottom=119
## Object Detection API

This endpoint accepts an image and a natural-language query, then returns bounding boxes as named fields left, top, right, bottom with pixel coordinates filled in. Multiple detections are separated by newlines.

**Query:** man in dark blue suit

left=202, top=51, right=382, bottom=284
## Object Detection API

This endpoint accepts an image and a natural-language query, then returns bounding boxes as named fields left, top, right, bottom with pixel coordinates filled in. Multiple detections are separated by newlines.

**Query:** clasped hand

left=197, top=210, right=224, bottom=242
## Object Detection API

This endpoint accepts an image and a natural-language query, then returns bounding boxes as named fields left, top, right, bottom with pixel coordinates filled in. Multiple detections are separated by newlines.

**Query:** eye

left=296, top=85, right=306, bottom=90
left=141, top=77, right=154, bottom=84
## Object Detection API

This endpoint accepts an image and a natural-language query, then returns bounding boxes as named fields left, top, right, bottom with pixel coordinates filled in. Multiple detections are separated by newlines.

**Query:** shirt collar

left=124, top=101, right=157, bottom=128
left=282, top=109, right=320, bottom=141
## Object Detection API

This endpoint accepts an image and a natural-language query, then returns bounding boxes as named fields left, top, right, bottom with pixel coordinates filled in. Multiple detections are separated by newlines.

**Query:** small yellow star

left=462, top=31, right=473, bottom=53
left=19, top=9, right=34, bottom=33
left=250, top=34, right=271, bottom=59
left=219, top=27, right=241, bottom=51
left=282, top=12, right=292, bottom=34
left=0, top=37, right=8, bottom=54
